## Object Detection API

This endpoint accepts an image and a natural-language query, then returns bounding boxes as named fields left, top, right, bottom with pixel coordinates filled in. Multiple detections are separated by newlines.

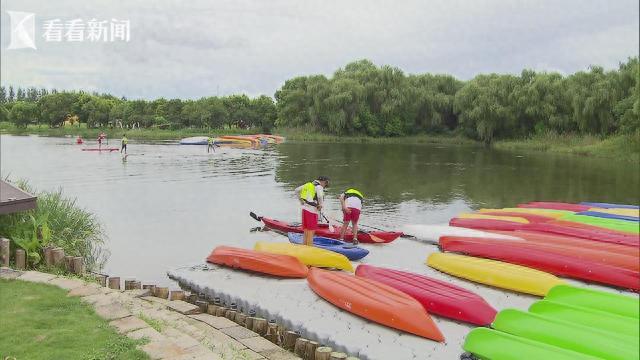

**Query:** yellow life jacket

left=300, top=181, right=319, bottom=205
left=122, top=137, right=128, bottom=145
left=344, top=188, right=364, bottom=200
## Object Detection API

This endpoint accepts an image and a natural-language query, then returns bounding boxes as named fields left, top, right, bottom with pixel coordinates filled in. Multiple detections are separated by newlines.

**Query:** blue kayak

left=580, top=202, right=639, bottom=210
left=577, top=211, right=639, bottom=222
left=179, top=136, right=208, bottom=145
left=287, top=232, right=369, bottom=260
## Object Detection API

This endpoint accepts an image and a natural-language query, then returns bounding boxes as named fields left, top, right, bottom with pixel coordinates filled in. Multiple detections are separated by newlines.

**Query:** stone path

left=1, top=268, right=300, bottom=360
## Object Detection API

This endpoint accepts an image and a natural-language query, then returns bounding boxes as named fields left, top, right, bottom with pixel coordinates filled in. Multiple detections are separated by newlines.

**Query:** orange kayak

left=306, top=268, right=444, bottom=341
left=492, top=230, right=639, bottom=258
left=440, top=236, right=639, bottom=272
left=206, top=246, right=308, bottom=278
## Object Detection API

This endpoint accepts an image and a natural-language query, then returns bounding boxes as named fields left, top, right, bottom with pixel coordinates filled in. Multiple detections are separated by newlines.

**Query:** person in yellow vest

left=295, top=176, right=330, bottom=246
left=207, top=136, right=215, bottom=153
left=339, top=188, right=363, bottom=244
left=121, top=134, right=128, bottom=154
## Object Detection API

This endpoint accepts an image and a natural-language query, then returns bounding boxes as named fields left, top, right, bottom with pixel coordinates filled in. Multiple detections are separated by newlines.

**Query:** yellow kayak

left=590, top=208, right=639, bottom=218
left=458, top=213, right=530, bottom=224
left=478, top=208, right=570, bottom=219
left=254, top=242, right=353, bottom=272
left=427, top=253, right=565, bottom=296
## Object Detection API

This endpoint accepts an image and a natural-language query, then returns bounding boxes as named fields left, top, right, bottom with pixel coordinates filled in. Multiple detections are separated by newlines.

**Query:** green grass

left=277, top=127, right=477, bottom=145
left=0, top=279, right=149, bottom=360
left=494, top=131, right=640, bottom=162
left=137, top=313, right=166, bottom=333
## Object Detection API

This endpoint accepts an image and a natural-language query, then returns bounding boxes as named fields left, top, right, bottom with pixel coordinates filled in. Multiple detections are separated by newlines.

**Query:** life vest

left=300, top=181, right=320, bottom=205
left=207, top=137, right=213, bottom=145
left=122, top=137, right=128, bottom=145
left=344, top=188, right=364, bottom=200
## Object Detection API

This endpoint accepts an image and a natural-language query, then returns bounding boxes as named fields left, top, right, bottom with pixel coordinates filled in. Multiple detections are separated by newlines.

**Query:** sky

left=1, top=0, right=638, bottom=99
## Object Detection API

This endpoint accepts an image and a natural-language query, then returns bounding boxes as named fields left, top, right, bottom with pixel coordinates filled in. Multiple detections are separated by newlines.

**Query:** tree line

left=1, top=57, right=637, bottom=144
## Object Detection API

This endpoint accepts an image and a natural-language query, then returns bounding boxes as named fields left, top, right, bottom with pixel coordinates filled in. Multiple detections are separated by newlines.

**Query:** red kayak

left=355, top=264, right=497, bottom=325
left=518, top=202, right=591, bottom=212
left=307, top=268, right=444, bottom=341
left=524, top=222, right=639, bottom=247
left=439, top=237, right=640, bottom=291
left=440, top=236, right=639, bottom=272
left=258, top=215, right=402, bottom=244
left=492, top=230, right=639, bottom=258
left=450, top=218, right=525, bottom=231
left=206, top=246, right=308, bottom=278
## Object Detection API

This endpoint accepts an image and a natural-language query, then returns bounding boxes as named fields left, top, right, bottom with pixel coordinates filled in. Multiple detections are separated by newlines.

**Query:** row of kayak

left=179, top=134, right=285, bottom=146
left=464, top=286, right=639, bottom=360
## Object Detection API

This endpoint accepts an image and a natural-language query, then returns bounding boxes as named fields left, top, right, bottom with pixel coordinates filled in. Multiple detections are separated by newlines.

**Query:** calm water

left=1, top=135, right=638, bottom=285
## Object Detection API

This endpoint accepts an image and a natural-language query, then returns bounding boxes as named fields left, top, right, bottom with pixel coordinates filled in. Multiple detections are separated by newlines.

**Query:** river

left=1, top=135, right=638, bottom=285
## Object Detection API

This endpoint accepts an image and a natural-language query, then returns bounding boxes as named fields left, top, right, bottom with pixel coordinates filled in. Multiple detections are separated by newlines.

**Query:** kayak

left=307, top=268, right=444, bottom=341
left=259, top=216, right=402, bottom=243
left=355, top=264, right=497, bottom=325
left=491, top=230, right=639, bottom=257
left=400, top=224, right=519, bottom=244
left=81, top=148, right=119, bottom=152
left=560, top=214, right=639, bottom=234
left=545, top=285, right=639, bottom=319
left=589, top=208, right=640, bottom=218
left=492, top=309, right=638, bottom=360
left=254, top=241, right=353, bottom=272
left=439, top=237, right=640, bottom=290
left=206, top=245, right=308, bottom=278
left=523, top=221, right=639, bottom=247
left=440, top=236, right=639, bottom=272
left=578, top=210, right=639, bottom=222
left=478, top=211, right=553, bottom=223
left=463, top=327, right=601, bottom=360
left=518, top=202, right=591, bottom=212
left=450, top=218, right=525, bottom=231
left=529, top=300, right=639, bottom=337
left=179, top=136, right=208, bottom=145
left=580, top=202, right=639, bottom=210
left=480, top=207, right=573, bottom=219
left=427, top=253, right=564, bottom=296
left=457, top=213, right=530, bottom=223
left=287, top=233, right=369, bottom=261
left=219, top=135, right=258, bottom=144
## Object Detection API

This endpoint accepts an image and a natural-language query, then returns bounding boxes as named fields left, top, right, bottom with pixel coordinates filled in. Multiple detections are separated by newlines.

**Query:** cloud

left=1, top=0, right=638, bottom=99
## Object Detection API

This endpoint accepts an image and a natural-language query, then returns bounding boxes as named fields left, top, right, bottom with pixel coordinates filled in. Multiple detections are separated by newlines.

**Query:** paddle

left=324, top=214, right=386, bottom=243
left=249, top=212, right=262, bottom=222
left=320, top=212, right=336, bottom=233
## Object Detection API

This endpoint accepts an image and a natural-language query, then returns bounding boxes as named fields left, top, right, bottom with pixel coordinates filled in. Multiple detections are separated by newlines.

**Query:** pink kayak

left=440, top=237, right=640, bottom=291
left=450, top=218, right=525, bottom=231
left=518, top=202, right=590, bottom=212
left=524, top=222, right=639, bottom=247
left=355, top=264, right=497, bottom=325
left=82, top=148, right=119, bottom=152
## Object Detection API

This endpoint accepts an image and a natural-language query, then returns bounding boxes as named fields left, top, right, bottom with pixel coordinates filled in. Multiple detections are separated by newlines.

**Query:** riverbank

left=2, top=122, right=637, bottom=161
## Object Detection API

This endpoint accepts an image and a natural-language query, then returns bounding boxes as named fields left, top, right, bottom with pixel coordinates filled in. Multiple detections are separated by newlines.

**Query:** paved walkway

left=1, top=268, right=299, bottom=360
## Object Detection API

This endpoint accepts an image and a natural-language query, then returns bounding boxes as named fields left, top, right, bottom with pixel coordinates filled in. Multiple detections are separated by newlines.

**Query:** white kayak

left=401, top=224, right=521, bottom=244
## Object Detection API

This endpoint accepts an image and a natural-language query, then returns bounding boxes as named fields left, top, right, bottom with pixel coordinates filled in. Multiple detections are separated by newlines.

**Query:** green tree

left=38, top=93, right=76, bottom=127
left=9, top=101, right=38, bottom=128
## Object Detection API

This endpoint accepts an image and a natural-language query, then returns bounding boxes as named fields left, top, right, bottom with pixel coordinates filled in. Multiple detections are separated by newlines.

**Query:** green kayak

left=463, top=328, right=601, bottom=360
left=493, top=309, right=639, bottom=360
left=546, top=285, right=639, bottom=319
left=529, top=300, right=639, bottom=337
left=560, top=213, right=639, bottom=234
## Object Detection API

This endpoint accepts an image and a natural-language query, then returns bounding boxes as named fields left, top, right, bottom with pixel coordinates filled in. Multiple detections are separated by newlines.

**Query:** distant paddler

left=121, top=134, right=128, bottom=154
left=340, top=188, right=364, bottom=244
left=295, top=176, right=330, bottom=246
left=97, top=132, right=106, bottom=148
left=207, top=136, right=216, bottom=153
left=76, top=136, right=84, bottom=144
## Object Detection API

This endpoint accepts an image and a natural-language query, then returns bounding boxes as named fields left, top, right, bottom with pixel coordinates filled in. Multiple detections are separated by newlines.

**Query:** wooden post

left=252, top=317, right=268, bottom=336
left=108, top=277, right=121, bottom=290
left=187, top=293, right=198, bottom=304
left=196, top=300, right=208, bottom=313
left=143, top=284, right=155, bottom=290
left=244, top=317, right=255, bottom=330
left=225, top=310, right=237, bottom=322
left=71, top=257, right=84, bottom=274
left=124, top=280, right=135, bottom=290
left=43, top=245, right=53, bottom=266
left=305, top=341, right=319, bottom=360
left=265, top=320, right=278, bottom=343
left=131, top=281, right=141, bottom=289
left=155, top=287, right=169, bottom=299
left=64, top=255, right=74, bottom=272
left=52, top=248, right=65, bottom=266
left=215, top=306, right=226, bottom=317
left=315, top=347, right=333, bottom=360
left=283, top=331, right=300, bottom=351
left=234, top=312, right=246, bottom=326
left=15, top=249, right=26, bottom=270
left=294, top=338, right=309, bottom=357
left=0, top=238, right=10, bottom=267
left=329, top=353, right=348, bottom=360
left=95, top=274, right=108, bottom=287
left=207, top=303, right=219, bottom=315
left=169, top=290, right=185, bottom=301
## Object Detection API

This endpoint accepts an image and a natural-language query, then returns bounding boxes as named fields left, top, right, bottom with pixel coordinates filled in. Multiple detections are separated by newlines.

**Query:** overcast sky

left=1, top=0, right=638, bottom=99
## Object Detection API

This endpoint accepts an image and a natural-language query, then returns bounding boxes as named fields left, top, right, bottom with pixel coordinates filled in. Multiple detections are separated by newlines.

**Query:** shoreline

left=1, top=123, right=638, bottom=161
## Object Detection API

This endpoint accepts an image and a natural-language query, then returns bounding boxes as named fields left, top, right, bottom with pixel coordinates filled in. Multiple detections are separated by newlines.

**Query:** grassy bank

left=494, top=132, right=640, bottom=162
left=276, top=127, right=478, bottom=145
left=0, top=279, right=148, bottom=360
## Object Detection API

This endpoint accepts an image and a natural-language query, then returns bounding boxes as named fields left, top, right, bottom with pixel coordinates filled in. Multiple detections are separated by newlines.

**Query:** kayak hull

left=518, top=202, right=591, bottom=212
left=206, top=246, right=308, bottom=278
left=307, top=268, right=444, bottom=341
left=287, top=233, right=369, bottom=260
left=254, top=241, right=353, bottom=272
left=450, top=218, right=525, bottom=231
left=355, top=264, right=497, bottom=325
left=545, top=284, right=639, bottom=319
